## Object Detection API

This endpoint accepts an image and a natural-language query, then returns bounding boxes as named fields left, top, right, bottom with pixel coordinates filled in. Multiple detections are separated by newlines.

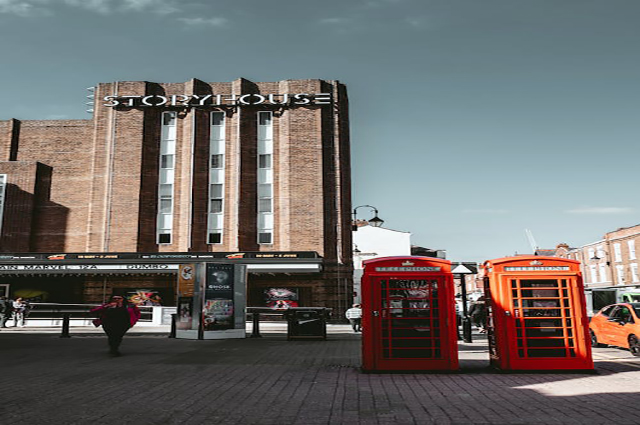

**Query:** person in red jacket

left=91, top=295, right=141, bottom=357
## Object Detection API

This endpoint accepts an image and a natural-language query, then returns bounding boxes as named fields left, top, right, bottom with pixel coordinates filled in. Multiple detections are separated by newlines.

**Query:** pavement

left=1, top=324, right=639, bottom=425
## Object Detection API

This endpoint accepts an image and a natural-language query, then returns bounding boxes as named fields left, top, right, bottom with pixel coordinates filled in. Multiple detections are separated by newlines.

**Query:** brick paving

left=1, top=327, right=639, bottom=424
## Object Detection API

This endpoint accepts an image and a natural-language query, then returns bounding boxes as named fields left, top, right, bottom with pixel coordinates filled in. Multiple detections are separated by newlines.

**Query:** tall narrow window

left=207, top=111, right=225, bottom=244
left=614, top=243, right=622, bottom=263
left=0, top=174, right=6, bottom=235
left=257, top=111, right=273, bottom=244
left=157, top=112, right=176, bottom=244
left=628, top=240, right=636, bottom=260
left=598, top=263, right=607, bottom=283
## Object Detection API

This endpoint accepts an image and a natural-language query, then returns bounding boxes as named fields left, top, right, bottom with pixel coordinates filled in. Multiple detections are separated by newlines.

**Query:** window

left=598, top=263, right=607, bottom=283
left=614, top=243, right=622, bottom=263
left=589, top=265, right=597, bottom=283
left=616, top=265, right=625, bottom=284
left=588, top=248, right=595, bottom=260
left=157, top=112, right=176, bottom=244
left=0, top=174, right=6, bottom=235
left=257, top=111, right=273, bottom=244
left=629, top=240, right=636, bottom=260
left=600, top=305, right=616, bottom=317
left=207, top=111, right=225, bottom=244
left=631, top=263, right=639, bottom=283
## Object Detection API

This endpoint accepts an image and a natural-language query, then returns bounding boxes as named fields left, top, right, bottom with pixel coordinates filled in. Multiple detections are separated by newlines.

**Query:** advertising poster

left=203, top=263, right=235, bottom=330
left=119, top=288, right=165, bottom=306
left=264, top=288, right=299, bottom=310
left=178, top=264, right=195, bottom=297
left=177, top=296, right=194, bottom=330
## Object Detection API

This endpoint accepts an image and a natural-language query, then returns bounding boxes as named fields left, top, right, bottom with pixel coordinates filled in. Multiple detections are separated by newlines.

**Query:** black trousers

left=103, top=325, right=130, bottom=352
left=348, top=318, right=362, bottom=332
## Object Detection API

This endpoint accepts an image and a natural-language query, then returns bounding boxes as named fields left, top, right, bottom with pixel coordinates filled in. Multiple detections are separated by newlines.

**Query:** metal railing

left=21, top=303, right=153, bottom=322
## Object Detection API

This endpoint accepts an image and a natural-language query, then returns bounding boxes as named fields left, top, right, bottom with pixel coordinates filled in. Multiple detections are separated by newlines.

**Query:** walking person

left=91, top=295, right=141, bottom=357
left=345, top=303, right=362, bottom=333
left=12, top=297, right=27, bottom=327
left=468, top=296, right=488, bottom=333
left=0, top=296, right=12, bottom=328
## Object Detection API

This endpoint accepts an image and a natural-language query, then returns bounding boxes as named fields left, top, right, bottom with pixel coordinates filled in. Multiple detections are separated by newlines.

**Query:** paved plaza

left=1, top=325, right=639, bottom=424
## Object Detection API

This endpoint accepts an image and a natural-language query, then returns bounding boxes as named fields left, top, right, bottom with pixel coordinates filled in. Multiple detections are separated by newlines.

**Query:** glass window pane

left=259, top=232, right=272, bottom=244
left=258, top=112, right=272, bottom=126
left=160, top=198, right=172, bottom=213
left=160, top=169, right=174, bottom=184
left=211, top=112, right=224, bottom=126
left=211, top=154, right=224, bottom=169
left=258, top=212, right=273, bottom=229
left=158, top=233, right=171, bottom=244
left=257, top=138, right=273, bottom=154
left=162, top=112, right=176, bottom=126
left=161, top=154, right=174, bottom=169
left=208, top=232, right=222, bottom=244
left=258, top=184, right=272, bottom=198
left=161, top=138, right=175, bottom=154
left=159, top=184, right=172, bottom=197
left=208, top=213, right=223, bottom=229
left=259, top=154, right=272, bottom=169
left=258, top=169, right=272, bottom=184
left=210, top=169, right=223, bottom=184
left=258, top=199, right=272, bottom=212
left=159, top=214, right=173, bottom=229
left=210, top=184, right=223, bottom=198
left=209, top=199, right=223, bottom=213
left=210, top=139, right=224, bottom=154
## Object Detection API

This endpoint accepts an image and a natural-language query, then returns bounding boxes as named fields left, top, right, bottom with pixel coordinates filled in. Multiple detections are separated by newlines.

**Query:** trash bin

left=286, top=308, right=328, bottom=340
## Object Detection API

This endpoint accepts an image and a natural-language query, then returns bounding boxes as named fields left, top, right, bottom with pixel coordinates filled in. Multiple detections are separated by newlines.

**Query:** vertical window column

left=208, top=111, right=226, bottom=244
left=157, top=112, right=176, bottom=244
left=257, top=111, right=273, bottom=244
left=0, top=174, right=6, bottom=234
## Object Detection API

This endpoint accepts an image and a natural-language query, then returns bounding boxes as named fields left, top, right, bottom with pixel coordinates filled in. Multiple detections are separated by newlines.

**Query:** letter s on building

left=104, top=96, right=119, bottom=107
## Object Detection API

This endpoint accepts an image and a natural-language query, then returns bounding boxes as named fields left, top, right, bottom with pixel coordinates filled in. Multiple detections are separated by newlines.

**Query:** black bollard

left=169, top=313, right=177, bottom=338
left=60, top=313, right=71, bottom=338
left=462, top=315, right=473, bottom=343
left=250, top=312, right=262, bottom=338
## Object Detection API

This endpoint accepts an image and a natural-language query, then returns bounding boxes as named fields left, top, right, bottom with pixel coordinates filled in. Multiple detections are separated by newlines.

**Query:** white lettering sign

left=375, top=267, right=442, bottom=272
left=504, top=266, right=570, bottom=271
left=103, top=93, right=332, bottom=108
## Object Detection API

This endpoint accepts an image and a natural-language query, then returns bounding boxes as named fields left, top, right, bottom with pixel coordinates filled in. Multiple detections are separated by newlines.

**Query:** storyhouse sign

left=103, top=93, right=332, bottom=108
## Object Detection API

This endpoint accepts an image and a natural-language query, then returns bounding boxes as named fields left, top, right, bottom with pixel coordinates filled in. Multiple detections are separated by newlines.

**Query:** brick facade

left=0, top=78, right=353, bottom=313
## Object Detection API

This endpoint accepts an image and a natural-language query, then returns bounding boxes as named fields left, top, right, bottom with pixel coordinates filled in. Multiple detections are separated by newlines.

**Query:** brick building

left=0, top=78, right=353, bottom=312
left=568, top=224, right=640, bottom=312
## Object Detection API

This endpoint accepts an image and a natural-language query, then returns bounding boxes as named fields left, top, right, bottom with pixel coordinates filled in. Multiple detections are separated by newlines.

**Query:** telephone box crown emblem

left=530, top=260, right=543, bottom=266
left=402, top=261, right=415, bottom=266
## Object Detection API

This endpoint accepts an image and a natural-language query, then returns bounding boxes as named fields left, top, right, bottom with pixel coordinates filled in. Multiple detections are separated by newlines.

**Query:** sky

left=1, top=0, right=639, bottom=262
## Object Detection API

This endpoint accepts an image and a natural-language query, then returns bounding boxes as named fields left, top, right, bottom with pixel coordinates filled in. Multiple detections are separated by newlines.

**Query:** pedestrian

left=91, top=295, right=141, bottom=357
left=468, top=296, right=488, bottom=333
left=345, top=303, right=362, bottom=333
left=0, top=296, right=12, bottom=328
left=12, top=297, right=27, bottom=327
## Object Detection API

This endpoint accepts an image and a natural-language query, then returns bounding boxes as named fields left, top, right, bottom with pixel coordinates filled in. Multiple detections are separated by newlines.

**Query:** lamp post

left=452, top=263, right=474, bottom=343
left=352, top=205, right=384, bottom=231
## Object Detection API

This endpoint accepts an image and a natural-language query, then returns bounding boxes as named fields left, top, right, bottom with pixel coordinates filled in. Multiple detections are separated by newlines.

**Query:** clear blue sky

left=1, top=0, right=639, bottom=262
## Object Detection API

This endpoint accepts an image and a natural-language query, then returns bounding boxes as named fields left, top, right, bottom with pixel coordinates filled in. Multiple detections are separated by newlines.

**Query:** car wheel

left=629, top=335, right=640, bottom=357
left=590, top=330, right=604, bottom=348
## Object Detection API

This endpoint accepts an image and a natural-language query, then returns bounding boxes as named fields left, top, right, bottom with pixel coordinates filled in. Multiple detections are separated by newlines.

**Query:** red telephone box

left=482, top=256, right=593, bottom=371
left=361, top=256, right=458, bottom=372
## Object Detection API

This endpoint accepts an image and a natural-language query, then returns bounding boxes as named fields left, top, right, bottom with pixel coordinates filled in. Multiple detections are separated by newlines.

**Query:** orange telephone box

left=482, top=256, right=593, bottom=371
left=361, top=256, right=458, bottom=372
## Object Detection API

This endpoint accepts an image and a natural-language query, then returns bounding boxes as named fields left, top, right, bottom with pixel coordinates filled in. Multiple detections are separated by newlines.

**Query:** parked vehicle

left=589, top=303, right=640, bottom=356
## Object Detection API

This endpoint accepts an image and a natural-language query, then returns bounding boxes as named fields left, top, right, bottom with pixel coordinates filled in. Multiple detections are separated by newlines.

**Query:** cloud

left=0, top=0, right=51, bottom=17
left=462, top=209, right=510, bottom=214
left=63, top=0, right=112, bottom=14
left=318, top=17, right=352, bottom=25
left=565, top=207, right=634, bottom=214
left=177, top=16, right=228, bottom=27
left=122, top=0, right=177, bottom=15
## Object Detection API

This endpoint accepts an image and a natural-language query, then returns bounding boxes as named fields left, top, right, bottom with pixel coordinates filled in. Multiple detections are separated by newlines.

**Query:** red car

left=589, top=302, right=640, bottom=356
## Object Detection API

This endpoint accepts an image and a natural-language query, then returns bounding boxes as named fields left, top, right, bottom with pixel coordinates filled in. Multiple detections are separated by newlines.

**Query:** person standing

left=468, top=296, right=488, bottom=333
left=12, top=297, right=27, bottom=327
left=0, top=296, right=12, bottom=328
left=91, top=295, right=141, bottom=357
left=345, top=303, right=362, bottom=333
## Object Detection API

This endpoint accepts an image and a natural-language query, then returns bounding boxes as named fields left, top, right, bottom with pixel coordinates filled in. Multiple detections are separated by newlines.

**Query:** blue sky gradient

left=1, top=0, right=639, bottom=261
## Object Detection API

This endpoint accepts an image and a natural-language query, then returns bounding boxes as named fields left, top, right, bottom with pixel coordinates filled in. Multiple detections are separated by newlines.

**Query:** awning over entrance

left=0, top=252, right=323, bottom=275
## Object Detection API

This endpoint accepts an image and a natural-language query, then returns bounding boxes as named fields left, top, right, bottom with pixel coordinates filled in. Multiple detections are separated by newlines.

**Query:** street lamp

left=352, top=205, right=384, bottom=231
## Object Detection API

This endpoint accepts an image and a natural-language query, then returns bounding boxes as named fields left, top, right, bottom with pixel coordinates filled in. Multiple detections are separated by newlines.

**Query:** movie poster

left=264, top=288, right=299, bottom=310
left=119, top=288, right=165, bottom=306
left=203, top=263, right=235, bottom=330
left=177, top=296, right=194, bottom=330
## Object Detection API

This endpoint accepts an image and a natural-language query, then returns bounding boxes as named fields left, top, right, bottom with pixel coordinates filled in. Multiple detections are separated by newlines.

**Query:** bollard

left=169, top=313, right=177, bottom=338
left=462, top=315, right=473, bottom=343
left=60, top=313, right=71, bottom=338
left=250, top=312, right=262, bottom=338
